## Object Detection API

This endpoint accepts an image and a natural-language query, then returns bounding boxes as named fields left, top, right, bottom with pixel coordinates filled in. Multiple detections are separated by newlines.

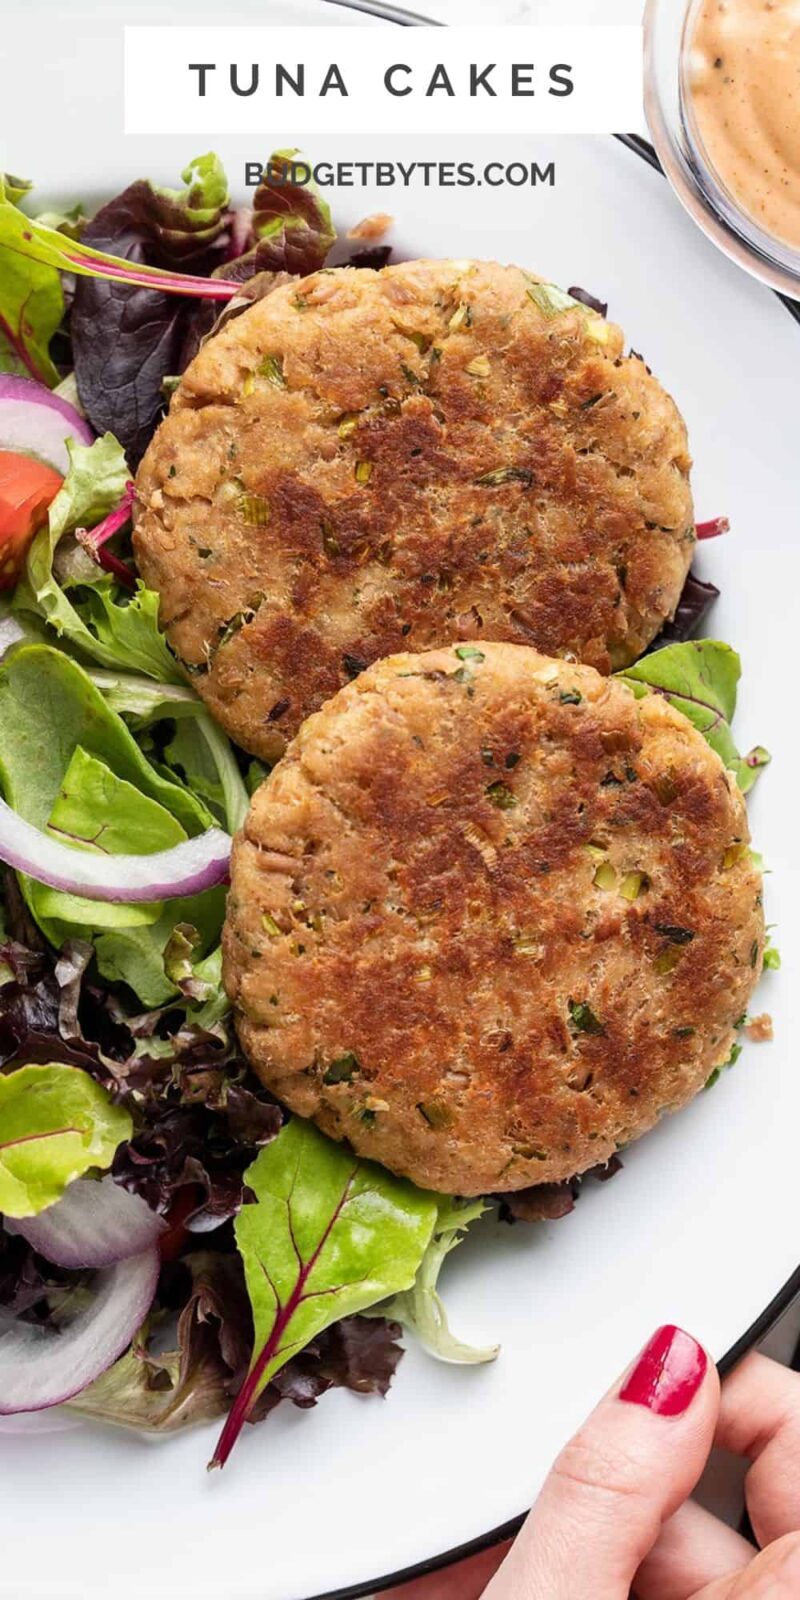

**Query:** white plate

left=2, top=6, right=799, bottom=1598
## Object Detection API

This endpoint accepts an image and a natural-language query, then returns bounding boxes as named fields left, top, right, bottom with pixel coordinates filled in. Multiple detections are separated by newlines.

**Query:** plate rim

left=299, top=20, right=800, bottom=1592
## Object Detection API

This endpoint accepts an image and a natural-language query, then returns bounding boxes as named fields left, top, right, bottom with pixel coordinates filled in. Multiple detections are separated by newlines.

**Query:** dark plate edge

left=304, top=12, right=800, bottom=1596
left=306, top=1288, right=800, bottom=1600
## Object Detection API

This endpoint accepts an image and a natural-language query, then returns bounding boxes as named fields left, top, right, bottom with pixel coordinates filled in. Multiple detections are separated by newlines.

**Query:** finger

left=693, top=1530, right=800, bottom=1599
left=633, top=1500, right=753, bottom=1599
left=716, top=1354, right=800, bottom=1547
left=380, top=1540, right=512, bottom=1600
left=483, top=1324, right=719, bottom=1600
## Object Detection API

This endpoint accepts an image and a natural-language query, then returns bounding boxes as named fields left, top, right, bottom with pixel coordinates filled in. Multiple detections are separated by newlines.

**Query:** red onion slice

left=0, top=797, right=231, bottom=901
left=0, top=1246, right=159, bottom=1413
left=0, top=375, right=94, bottom=474
left=12, top=1176, right=165, bottom=1269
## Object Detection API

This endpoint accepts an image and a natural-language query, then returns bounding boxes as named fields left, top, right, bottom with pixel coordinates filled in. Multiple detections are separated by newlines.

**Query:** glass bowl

left=644, top=0, right=800, bottom=299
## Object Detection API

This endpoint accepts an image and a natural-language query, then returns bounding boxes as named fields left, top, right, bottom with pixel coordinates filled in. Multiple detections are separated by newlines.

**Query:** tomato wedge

left=0, top=449, right=63, bottom=590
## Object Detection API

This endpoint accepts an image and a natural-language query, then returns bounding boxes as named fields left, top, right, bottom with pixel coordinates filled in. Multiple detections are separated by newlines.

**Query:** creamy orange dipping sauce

left=688, top=0, right=800, bottom=249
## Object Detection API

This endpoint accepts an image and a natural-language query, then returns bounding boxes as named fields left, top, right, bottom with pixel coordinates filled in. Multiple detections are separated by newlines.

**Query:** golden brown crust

left=222, top=642, right=763, bottom=1195
left=134, top=260, right=694, bottom=761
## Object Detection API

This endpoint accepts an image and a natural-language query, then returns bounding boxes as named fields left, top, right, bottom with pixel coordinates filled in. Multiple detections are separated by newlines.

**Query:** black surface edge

left=303, top=14, right=800, bottom=1596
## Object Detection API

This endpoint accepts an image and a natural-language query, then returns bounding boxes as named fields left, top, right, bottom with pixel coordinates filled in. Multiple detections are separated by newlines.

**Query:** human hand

left=383, top=1326, right=800, bottom=1598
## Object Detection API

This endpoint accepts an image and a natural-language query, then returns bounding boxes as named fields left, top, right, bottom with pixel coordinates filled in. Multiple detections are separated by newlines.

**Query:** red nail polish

left=620, top=1325, right=708, bottom=1417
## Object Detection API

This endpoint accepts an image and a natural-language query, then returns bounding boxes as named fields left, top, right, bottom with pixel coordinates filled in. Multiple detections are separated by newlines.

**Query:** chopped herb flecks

left=568, top=1000, right=605, bottom=1035
left=486, top=780, right=517, bottom=810
left=323, top=1052, right=360, bottom=1086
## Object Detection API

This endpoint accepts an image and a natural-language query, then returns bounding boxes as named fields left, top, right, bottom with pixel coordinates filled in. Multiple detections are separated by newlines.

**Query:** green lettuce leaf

left=67, top=1252, right=243, bottom=1434
left=162, top=714, right=249, bottom=832
left=81, top=668, right=200, bottom=720
left=369, top=1198, right=498, bottom=1365
left=186, top=945, right=230, bottom=1028
left=245, top=148, right=336, bottom=275
left=90, top=884, right=223, bottom=1008
left=142, top=152, right=230, bottom=253
left=210, top=1119, right=437, bottom=1467
left=33, top=202, right=87, bottom=242
left=13, top=434, right=180, bottom=684
left=3, top=175, right=33, bottom=207
left=0, top=643, right=209, bottom=835
left=616, top=641, right=770, bottom=793
left=66, top=1334, right=226, bottom=1435
left=33, top=745, right=180, bottom=931
left=0, top=1062, right=131, bottom=1217
left=0, top=176, right=64, bottom=385
left=0, top=643, right=223, bottom=1004
left=69, top=582, right=181, bottom=683
left=82, top=667, right=249, bottom=833
left=48, top=433, right=129, bottom=536
left=0, top=171, right=238, bottom=303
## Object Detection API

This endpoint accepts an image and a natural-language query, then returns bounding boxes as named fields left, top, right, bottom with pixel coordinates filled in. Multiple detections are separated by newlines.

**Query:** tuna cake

left=134, top=259, right=695, bottom=762
left=222, top=642, right=764, bottom=1196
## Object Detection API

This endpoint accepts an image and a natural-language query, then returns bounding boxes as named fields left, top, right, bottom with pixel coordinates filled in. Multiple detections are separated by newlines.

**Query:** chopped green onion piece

left=257, top=354, right=286, bottom=387
left=525, top=281, right=582, bottom=317
left=237, top=493, right=270, bottom=526
left=619, top=871, right=647, bottom=901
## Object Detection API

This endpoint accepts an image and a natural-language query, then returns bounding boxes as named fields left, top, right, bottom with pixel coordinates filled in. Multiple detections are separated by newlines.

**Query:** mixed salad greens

left=0, top=151, right=772, bottom=1465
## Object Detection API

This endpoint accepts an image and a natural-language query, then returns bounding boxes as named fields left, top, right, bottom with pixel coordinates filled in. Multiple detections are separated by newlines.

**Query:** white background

left=422, top=0, right=643, bottom=20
